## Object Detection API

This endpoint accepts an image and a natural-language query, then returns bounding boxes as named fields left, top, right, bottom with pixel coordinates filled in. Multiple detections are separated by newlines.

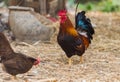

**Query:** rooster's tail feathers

left=75, top=11, right=95, bottom=40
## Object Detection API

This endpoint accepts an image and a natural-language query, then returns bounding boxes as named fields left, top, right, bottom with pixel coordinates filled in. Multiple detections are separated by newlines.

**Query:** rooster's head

left=58, top=10, right=67, bottom=23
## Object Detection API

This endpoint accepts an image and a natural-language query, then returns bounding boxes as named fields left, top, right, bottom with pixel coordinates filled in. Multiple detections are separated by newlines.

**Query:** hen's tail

left=0, top=33, right=14, bottom=56
left=75, top=11, right=95, bottom=43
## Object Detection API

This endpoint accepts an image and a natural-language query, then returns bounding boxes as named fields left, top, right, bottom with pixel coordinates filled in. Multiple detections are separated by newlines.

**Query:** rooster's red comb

left=58, top=10, right=67, bottom=16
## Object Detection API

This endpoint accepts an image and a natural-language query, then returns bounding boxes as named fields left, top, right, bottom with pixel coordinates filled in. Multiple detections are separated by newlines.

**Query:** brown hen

left=0, top=32, right=40, bottom=81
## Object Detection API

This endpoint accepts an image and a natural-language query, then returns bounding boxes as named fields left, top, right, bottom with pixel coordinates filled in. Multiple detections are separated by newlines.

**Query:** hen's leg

left=11, top=75, right=17, bottom=80
left=80, top=56, right=84, bottom=63
left=21, top=75, right=28, bottom=82
left=24, top=79, right=28, bottom=82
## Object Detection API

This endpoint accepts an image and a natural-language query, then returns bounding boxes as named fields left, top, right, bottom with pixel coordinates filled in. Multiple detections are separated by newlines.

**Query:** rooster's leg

left=68, top=58, right=72, bottom=65
left=80, top=56, right=84, bottom=63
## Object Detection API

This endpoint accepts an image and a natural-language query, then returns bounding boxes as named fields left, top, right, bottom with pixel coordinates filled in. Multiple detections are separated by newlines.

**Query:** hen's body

left=0, top=32, right=40, bottom=80
left=1, top=52, right=37, bottom=76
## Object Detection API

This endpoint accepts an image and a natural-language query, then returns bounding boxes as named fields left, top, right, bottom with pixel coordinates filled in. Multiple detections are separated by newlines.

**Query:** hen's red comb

left=58, top=10, right=67, bottom=16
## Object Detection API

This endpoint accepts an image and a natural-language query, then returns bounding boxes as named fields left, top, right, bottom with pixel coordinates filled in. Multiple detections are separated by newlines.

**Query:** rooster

left=0, top=32, right=40, bottom=81
left=57, top=10, right=94, bottom=65
left=57, top=10, right=85, bottom=65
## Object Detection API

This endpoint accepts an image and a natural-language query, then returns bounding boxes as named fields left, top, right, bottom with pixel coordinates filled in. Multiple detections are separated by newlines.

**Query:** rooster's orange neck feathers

left=60, top=16, right=78, bottom=36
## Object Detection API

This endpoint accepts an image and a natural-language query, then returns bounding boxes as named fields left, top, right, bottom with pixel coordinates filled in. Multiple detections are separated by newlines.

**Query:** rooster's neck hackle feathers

left=60, top=17, right=78, bottom=37
left=58, top=10, right=78, bottom=37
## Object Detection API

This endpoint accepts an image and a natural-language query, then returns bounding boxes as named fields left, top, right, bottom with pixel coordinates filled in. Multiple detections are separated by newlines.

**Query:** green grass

left=75, top=0, right=120, bottom=12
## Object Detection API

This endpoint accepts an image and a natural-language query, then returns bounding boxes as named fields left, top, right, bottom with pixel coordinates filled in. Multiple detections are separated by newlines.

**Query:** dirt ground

left=0, top=11, right=120, bottom=82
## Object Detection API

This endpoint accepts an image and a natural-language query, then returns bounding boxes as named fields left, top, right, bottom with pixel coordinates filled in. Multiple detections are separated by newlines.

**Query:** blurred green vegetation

left=1, top=0, right=120, bottom=12
left=0, top=0, right=8, bottom=6
left=70, top=0, right=120, bottom=12
left=4, top=0, right=8, bottom=5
